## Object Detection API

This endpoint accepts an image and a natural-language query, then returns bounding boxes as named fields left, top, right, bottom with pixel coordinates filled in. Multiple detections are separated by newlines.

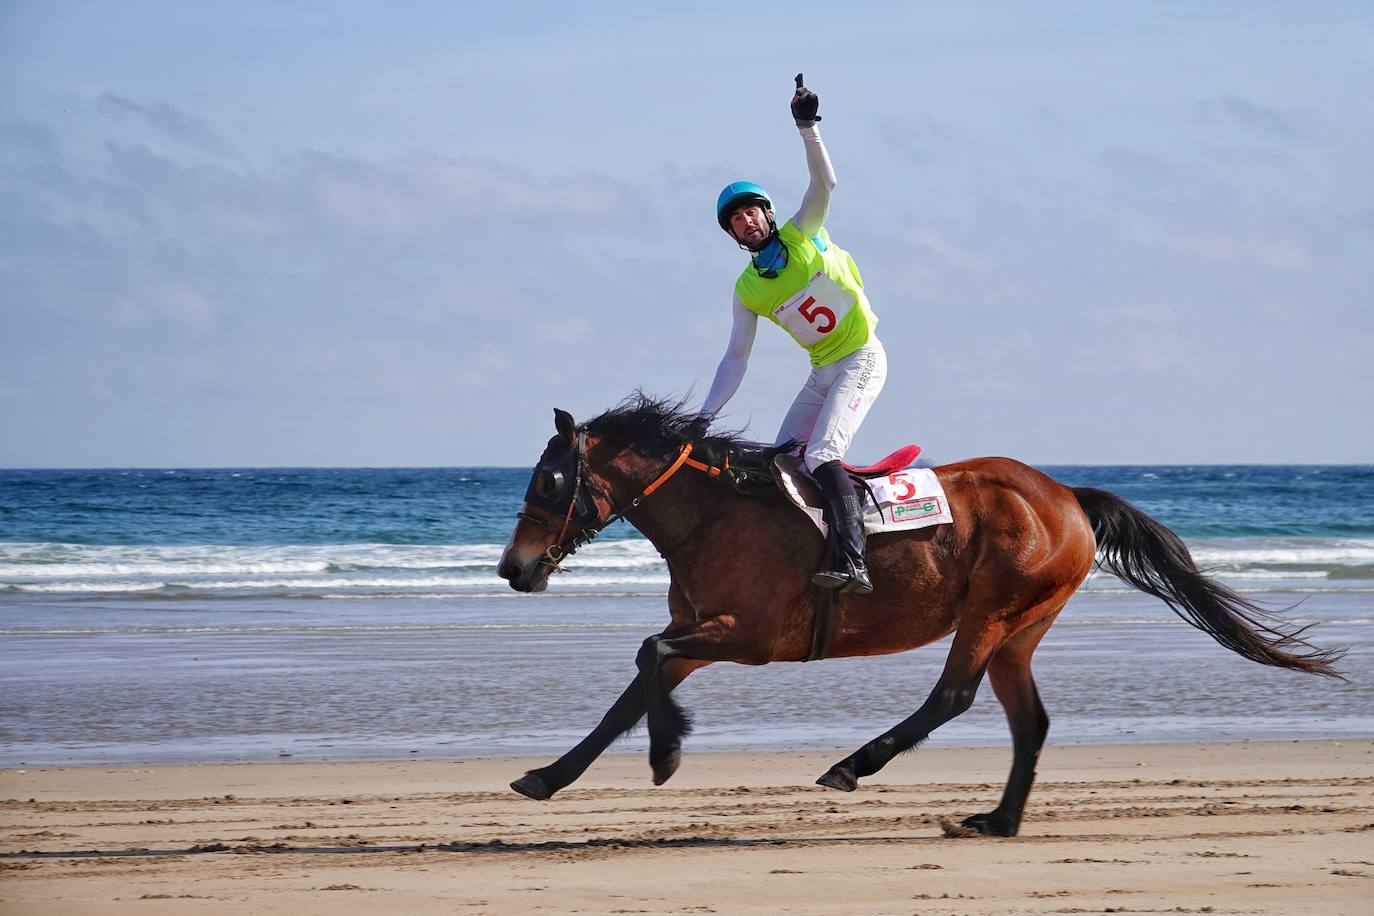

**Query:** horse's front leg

left=637, top=615, right=745, bottom=786
left=510, top=659, right=702, bottom=801
left=510, top=676, right=644, bottom=801
left=636, top=635, right=690, bottom=786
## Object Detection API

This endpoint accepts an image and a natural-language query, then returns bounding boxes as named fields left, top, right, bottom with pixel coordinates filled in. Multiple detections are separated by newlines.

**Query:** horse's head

left=497, top=408, right=615, bottom=592
left=497, top=394, right=771, bottom=592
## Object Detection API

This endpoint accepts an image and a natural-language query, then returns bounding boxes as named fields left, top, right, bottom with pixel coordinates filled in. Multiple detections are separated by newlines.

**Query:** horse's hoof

left=960, top=812, right=1018, bottom=837
left=816, top=767, right=858, bottom=792
left=651, top=748, right=681, bottom=786
left=510, top=772, right=553, bottom=801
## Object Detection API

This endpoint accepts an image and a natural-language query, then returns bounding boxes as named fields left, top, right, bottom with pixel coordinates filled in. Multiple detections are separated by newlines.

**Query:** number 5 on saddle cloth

left=772, top=446, right=954, bottom=540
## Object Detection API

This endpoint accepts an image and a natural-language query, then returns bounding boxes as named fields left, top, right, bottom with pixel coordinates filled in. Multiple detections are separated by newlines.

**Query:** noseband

left=517, top=432, right=729, bottom=573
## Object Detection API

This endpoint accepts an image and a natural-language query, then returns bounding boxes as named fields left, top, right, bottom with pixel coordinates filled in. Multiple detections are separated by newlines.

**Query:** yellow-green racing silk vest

left=734, top=220, right=878, bottom=367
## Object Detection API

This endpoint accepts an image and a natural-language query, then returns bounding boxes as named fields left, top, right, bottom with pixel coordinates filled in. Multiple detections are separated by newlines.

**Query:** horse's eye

left=534, top=470, right=560, bottom=500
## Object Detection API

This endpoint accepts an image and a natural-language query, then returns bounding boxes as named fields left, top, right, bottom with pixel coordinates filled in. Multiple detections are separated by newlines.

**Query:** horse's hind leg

left=961, top=616, right=1056, bottom=837
left=817, top=627, right=994, bottom=792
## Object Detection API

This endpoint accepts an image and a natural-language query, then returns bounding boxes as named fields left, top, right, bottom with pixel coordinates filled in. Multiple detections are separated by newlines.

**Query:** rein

left=520, top=435, right=729, bottom=572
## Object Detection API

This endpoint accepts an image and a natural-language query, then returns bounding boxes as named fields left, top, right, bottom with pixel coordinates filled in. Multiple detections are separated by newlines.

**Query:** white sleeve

left=700, top=294, right=758, bottom=418
left=790, top=123, right=837, bottom=238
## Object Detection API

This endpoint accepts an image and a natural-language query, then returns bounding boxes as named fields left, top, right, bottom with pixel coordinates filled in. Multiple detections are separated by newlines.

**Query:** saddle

left=842, top=445, right=923, bottom=478
left=772, top=445, right=952, bottom=538
left=774, top=444, right=952, bottom=663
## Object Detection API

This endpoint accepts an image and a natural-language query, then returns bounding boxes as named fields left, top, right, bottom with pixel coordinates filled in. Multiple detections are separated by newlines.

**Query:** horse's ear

left=553, top=408, right=577, bottom=444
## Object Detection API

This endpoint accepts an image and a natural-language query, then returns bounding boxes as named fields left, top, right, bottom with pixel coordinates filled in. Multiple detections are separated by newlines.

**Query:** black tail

left=1073, top=487, right=1344, bottom=679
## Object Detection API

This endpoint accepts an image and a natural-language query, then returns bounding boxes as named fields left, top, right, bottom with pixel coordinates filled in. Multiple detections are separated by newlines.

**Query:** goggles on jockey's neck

left=751, top=236, right=787, bottom=278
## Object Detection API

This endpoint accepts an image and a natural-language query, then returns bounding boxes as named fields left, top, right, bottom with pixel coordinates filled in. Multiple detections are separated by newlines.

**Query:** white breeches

left=775, top=339, right=887, bottom=472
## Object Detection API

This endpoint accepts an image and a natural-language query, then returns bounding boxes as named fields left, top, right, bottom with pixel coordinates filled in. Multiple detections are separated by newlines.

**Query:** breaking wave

left=2, top=536, right=1372, bottom=599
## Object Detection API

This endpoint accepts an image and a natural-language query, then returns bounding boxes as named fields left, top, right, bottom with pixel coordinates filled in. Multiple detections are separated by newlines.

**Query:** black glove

left=791, top=72, right=821, bottom=123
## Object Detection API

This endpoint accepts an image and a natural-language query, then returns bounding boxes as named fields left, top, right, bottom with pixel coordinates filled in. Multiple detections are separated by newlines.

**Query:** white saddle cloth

left=772, top=455, right=954, bottom=538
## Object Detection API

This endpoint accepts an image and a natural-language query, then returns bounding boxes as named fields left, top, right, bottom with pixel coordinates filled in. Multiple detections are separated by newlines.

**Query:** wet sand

left=3, top=741, right=1372, bottom=915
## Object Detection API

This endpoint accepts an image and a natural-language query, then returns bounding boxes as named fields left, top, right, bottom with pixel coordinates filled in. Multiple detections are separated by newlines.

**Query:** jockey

left=699, top=73, right=886, bottom=595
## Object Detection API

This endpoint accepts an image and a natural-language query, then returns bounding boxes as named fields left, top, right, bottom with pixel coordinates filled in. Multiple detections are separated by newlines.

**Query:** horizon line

left=3, top=462, right=1372, bottom=472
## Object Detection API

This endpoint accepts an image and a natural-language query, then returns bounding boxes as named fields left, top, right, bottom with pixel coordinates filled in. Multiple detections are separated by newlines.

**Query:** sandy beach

left=2, top=740, right=1371, bottom=914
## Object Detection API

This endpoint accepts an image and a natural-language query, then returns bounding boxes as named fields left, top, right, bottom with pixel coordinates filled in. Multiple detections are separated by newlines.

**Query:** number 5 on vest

left=798, top=296, right=836, bottom=333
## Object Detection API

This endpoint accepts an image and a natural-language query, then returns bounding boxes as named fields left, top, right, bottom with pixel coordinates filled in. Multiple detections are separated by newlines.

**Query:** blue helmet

left=716, top=181, right=773, bottom=231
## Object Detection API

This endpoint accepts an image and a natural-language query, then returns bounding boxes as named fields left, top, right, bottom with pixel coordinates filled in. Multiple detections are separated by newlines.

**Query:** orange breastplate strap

left=641, top=444, right=730, bottom=497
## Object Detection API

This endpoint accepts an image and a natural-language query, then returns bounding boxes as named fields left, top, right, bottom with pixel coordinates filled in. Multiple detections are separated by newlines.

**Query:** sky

left=1, top=1, right=1371, bottom=467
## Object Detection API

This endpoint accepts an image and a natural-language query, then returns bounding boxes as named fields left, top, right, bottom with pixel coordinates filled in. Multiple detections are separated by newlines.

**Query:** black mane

left=582, top=393, right=788, bottom=493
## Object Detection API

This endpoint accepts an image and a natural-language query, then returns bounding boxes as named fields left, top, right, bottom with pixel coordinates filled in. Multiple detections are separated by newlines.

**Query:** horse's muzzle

left=497, top=550, right=550, bottom=593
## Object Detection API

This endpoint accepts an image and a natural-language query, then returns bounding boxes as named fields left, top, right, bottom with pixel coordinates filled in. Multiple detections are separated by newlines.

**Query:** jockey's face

left=728, top=204, right=772, bottom=250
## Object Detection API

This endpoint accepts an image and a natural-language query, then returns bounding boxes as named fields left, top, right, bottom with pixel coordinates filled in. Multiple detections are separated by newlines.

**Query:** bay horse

left=496, top=396, right=1342, bottom=837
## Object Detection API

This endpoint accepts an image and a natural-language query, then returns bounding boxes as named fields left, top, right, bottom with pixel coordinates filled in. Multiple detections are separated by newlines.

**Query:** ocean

left=1, top=465, right=1370, bottom=767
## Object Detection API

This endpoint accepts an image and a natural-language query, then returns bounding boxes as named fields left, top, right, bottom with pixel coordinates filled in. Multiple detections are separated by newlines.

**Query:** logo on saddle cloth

left=772, top=457, right=954, bottom=537
left=868, top=472, right=950, bottom=527
left=889, top=496, right=944, bottom=523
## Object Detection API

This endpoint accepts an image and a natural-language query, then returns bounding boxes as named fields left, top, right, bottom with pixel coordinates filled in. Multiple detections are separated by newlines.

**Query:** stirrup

left=841, top=564, right=874, bottom=595
left=812, top=568, right=850, bottom=590
left=812, top=562, right=873, bottom=595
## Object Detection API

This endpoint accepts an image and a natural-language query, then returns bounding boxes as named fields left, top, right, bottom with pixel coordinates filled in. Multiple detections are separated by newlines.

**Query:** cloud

left=1096, top=147, right=1179, bottom=186
left=2, top=72, right=1371, bottom=465
left=1196, top=94, right=1299, bottom=139
left=1165, top=233, right=1313, bottom=272
left=97, top=92, right=233, bottom=154
left=0, top=119, right=59, bottom=160
left=871, top=113, right=960, bottom=165
left=0, top=100, right=711, bottom=465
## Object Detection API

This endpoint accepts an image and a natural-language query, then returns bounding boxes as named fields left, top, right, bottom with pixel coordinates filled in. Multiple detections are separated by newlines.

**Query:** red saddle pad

left=842, top=444, right=922, bottom=478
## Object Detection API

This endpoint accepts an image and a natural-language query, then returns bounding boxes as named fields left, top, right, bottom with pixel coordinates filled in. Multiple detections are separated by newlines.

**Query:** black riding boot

left=811, top=460, right=874, bottom=595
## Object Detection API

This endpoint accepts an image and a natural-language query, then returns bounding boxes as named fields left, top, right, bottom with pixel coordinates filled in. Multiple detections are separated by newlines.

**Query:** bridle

left=516, top=431, right=729, bottom=573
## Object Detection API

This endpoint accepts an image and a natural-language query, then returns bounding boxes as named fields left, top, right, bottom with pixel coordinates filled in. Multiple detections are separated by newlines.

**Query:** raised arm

left=789, top=74, right=835, bottom=237
left=791, top=125, right=836, bottom=237
left=700, top=294, right=759, bottom=418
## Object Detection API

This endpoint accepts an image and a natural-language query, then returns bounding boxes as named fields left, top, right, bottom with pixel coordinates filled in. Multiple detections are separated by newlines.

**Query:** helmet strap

left=745, top=210, right=784, bottom=277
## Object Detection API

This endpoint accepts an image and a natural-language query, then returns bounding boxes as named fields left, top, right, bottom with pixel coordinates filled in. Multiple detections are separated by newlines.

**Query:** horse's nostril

left=497, top=560, right=521, bottom=583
